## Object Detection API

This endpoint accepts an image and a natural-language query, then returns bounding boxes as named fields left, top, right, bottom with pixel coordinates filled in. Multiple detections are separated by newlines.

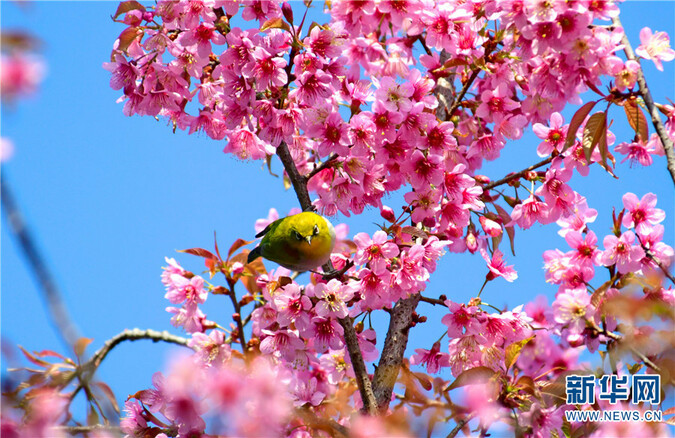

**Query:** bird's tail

left=247, top=246, right=262, bottom=264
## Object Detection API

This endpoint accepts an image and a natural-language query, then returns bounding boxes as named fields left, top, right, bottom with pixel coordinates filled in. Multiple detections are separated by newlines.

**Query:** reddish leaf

left=401, top=226, right=428, bottom=239
left=663, top=407, right=675, bottom=416
left=18, top=346, right=50, bottom=368
left=446, top=366, right=496, bottom=391
left=74, top=337, right=93, bottom=358
left=113, top=1, right=146, bottom=20
left=584, top=79, right=605, bottom=97
left=116, top=27, right=143, bottom=54
left=34, top=349, right=67, bottom=361
left=564, top=101, right=597, bottom=151
left=227, top=238, right=253, bottom=261
left=95, top=381, right=120, bottom=414
left=516, top=376, right=535, bottom=395
left=623, top=100, right=649, bottom=143
left=494, top=204, right=516, bottom=256
left=213, top=231, right=223, bottom=261
left=413, top=372, right=433, bottom=391
left=178, top=247, right=217, bottom=260
left=581, top=112, right=607, bottom=164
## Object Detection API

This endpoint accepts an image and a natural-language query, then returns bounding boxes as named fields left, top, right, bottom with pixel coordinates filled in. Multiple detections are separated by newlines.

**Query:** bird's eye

left=293, top=230, right=303, bottom=241
left=313, top=224, right=319, bottom=235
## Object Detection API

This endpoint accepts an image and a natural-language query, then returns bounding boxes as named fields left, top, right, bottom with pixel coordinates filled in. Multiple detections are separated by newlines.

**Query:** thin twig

left=57, top=424, right=123, bottom=436
left=637, top=237, right=675, bottom=285
left=305, top=153, right=339, bottom=181
left=1, top=171, right=81, bottom=348
left=274, top=141, right=378, bottom=415
left=483, top=156, right=554, bottom=191
left=226, top=279, right=248, bottom=351
left=296, top=407, right=349, bottom=438
left=87, top=328, right=191, bottom=370
left=612, top=16, right=675, bottom=185
left=598, top=326, right=662, bottom=374
left=446, top=68, right=480, bottom=118
left=419, top=295, right=445, bottom=306
left=446, top=416, right=472, bottom=438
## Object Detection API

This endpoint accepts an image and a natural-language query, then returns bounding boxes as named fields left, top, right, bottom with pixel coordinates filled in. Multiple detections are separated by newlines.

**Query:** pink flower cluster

left=543, top=192, right=672, bottom=349
left=0, top=53, right=45, bottom=102
left=162, top=257, right=212, bottom=333
left=106, top=1, right=675, bottom=436
left=122, top=356, right=292, bottom=437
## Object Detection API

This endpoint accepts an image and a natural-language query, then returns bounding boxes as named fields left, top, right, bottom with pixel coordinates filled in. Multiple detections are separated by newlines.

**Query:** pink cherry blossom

left=635, top=27, right=675, bottom=71
left=410, top=342, right=451, bottom=374
left=621, top=192, right=665, bottom=235
left=533, top=112, right=567, bottom=157
left=353, top=230, right=399, bottom=275
left=552, top=289, right=593, bottom=334
left=601, top=231, right=645, bottom=274
left=312, top=279, right=355, bottom=319
left=481, top=248, right=518, bottom=282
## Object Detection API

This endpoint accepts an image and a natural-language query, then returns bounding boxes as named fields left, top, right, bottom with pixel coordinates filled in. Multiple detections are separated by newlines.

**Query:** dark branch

left=274, top=142, right=378, bottom=414
left=372, top=293, right=421, bottom=411
left=87, top=328, right=191, bottom=370
left=305, top=153, right=339, bottom=182
left=1, top=171, right=81, bottom=348
left=612, top=16, right=675, bottom=185
left=483, top=156, right=554, bottom=191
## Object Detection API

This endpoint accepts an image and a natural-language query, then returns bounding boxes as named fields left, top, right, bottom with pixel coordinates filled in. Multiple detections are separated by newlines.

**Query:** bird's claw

left=321, top=260, right=355, bottom=281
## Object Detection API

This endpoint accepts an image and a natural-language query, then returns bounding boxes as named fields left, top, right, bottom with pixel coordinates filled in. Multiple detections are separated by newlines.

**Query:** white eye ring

left=313, top=224, right=319, bottom=235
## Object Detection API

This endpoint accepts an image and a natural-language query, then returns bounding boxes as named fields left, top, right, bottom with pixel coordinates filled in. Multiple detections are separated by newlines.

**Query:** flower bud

left=282, top=2, right=294, bottom=23
left=479, top=216, right=503, bottom=237
left=380, top=206, right=396, bottom=222
left=474, top=174, right=490, bottom=185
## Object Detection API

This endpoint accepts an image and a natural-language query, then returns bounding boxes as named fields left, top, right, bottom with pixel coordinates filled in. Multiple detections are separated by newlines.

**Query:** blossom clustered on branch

left=6, top=1, right=672, bottom=437
left=101, top=0, right=675, bottom=436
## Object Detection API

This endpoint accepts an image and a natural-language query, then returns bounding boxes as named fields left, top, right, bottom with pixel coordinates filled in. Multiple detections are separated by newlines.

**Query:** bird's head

left=290, top=220, right=322, bottom=246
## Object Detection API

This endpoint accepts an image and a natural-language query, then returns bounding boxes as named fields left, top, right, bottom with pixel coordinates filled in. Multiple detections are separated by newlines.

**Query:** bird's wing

left=255, top=217, right=283, bottom=238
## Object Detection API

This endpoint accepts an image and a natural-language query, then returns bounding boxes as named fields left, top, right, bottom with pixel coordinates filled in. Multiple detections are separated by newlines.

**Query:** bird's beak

left=305, top=235, right=313, bottom=245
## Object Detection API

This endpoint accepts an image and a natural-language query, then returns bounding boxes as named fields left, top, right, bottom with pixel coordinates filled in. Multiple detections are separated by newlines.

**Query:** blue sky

left=2, top=0, right=673, bottom=428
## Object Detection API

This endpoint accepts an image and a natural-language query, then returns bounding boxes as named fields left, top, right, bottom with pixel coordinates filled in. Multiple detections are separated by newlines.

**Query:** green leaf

left=563, top=101, right=597, bottom=151
left=260, top=17, right=290, bottom=32
left=581, top=112, right=606, bottom=164
left=446, top=366, right=497, bottom=391
left=505, top=336, right=534, bottom=371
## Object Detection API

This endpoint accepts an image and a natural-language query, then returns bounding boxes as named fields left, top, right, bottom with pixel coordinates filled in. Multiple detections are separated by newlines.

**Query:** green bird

left=247, top=212, right=336, bottom=272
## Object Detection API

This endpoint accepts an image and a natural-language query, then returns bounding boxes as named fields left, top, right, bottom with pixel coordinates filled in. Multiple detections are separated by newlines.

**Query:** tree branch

left=1, top=171, right=81, bottom=348
left=305, top=153, right=339, bottom=181
left=87, top=328, right=191, bottom=370
left=446, top=416, right=472, bottom=438
left=57, top=424, right=123, bottom=436
left=483, top=156, right=554, bottom=191
left=274, top=142, right=378, bottom=414
left=372, top=293, right=421, bottom=411
left=612, top=16, right=675, bottom=185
